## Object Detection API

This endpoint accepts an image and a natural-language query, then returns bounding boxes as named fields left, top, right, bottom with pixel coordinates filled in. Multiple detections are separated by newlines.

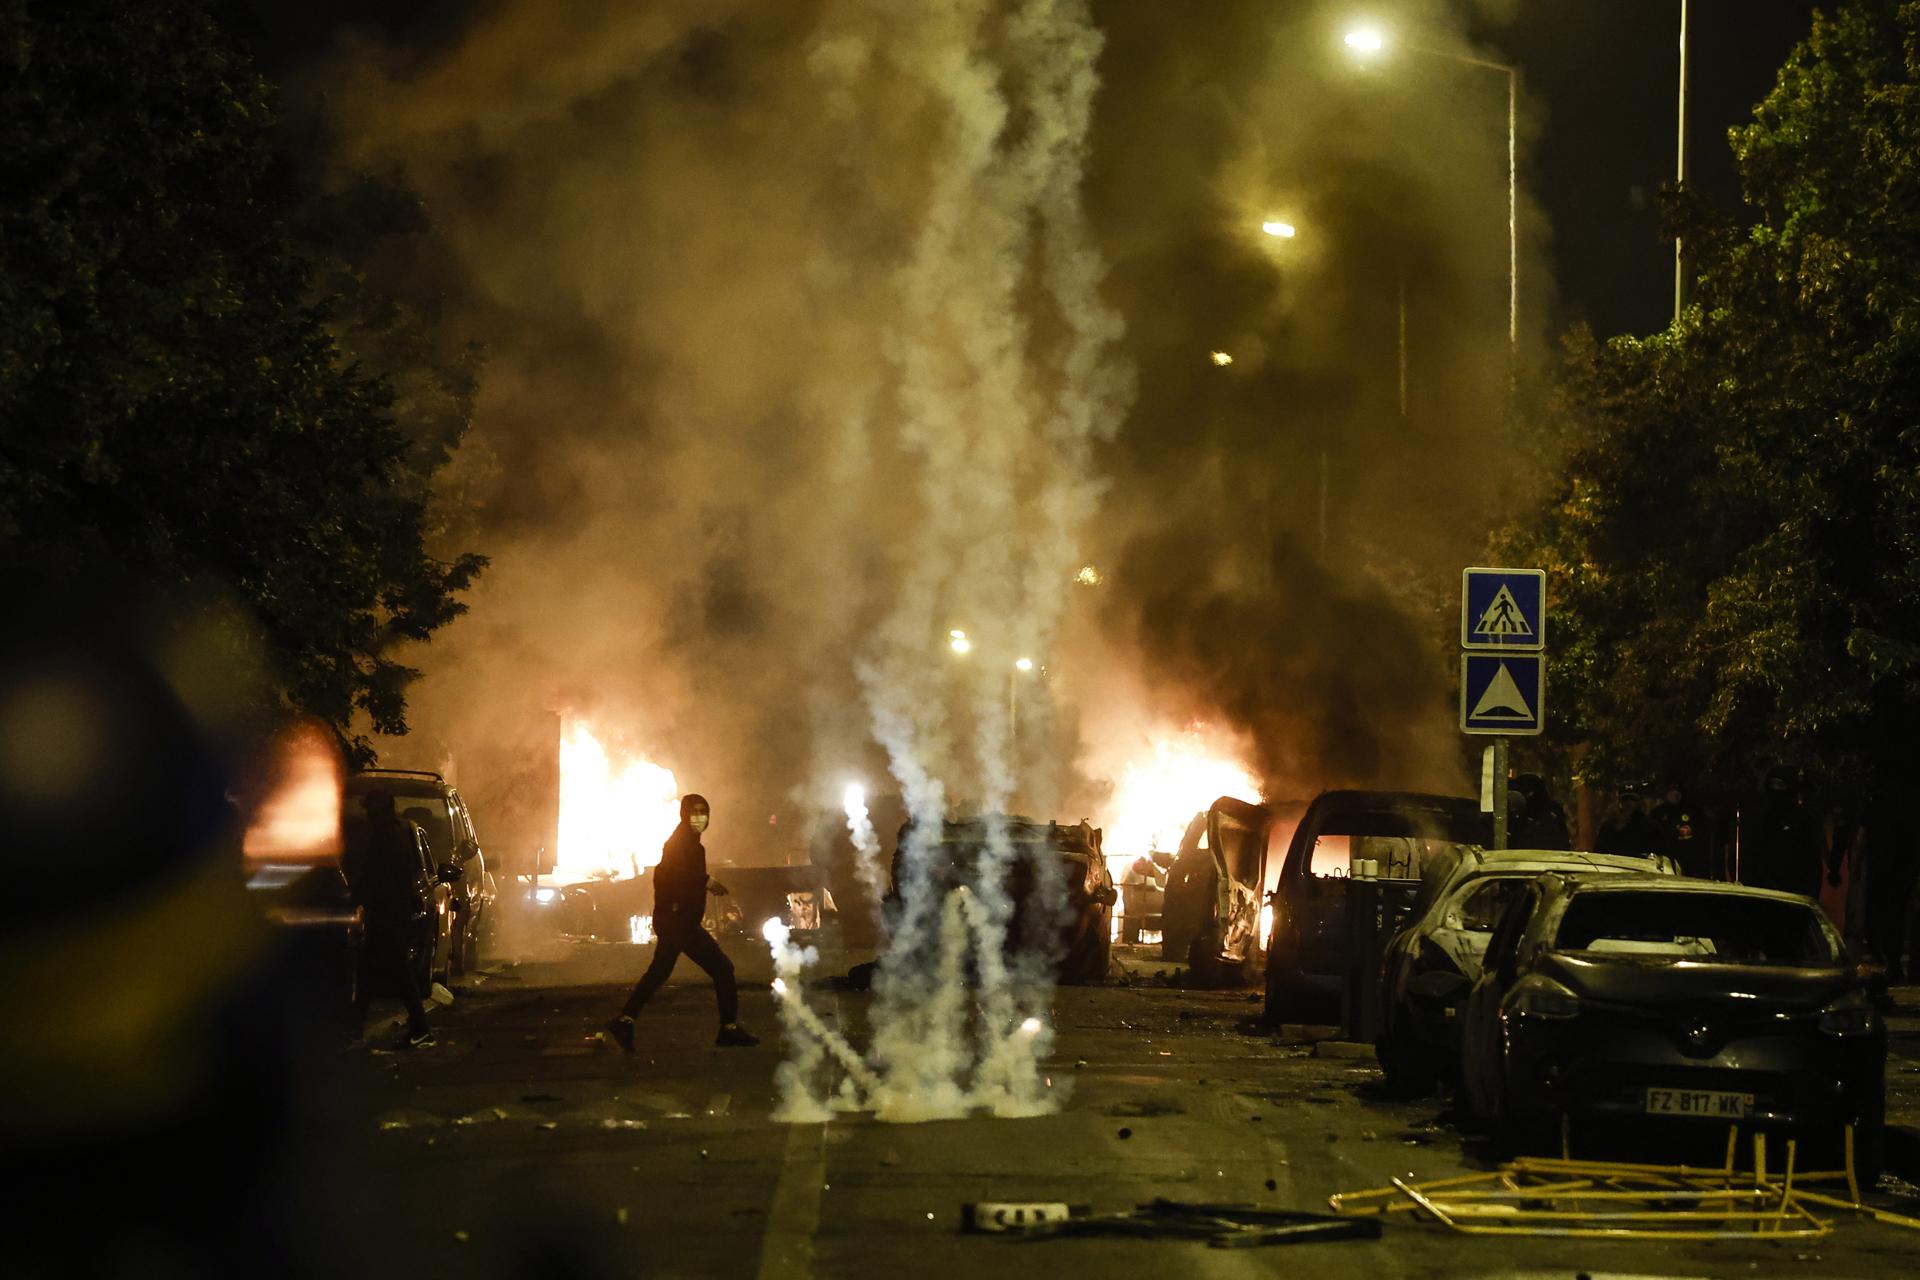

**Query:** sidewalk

left=1883, top=985, right=1920, bottom=1183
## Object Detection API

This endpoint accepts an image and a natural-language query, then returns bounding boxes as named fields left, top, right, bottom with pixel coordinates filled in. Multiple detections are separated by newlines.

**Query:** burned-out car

left=1375, top=848, right=1676, bottom=1092
left=1459, top=874, right=1885, bottom=1172
left=1159, top=798, right=1305, bottom=980
left=1264, top=790, right=1490, bottom=1023
left=891, top=816, right=1117, bottom=984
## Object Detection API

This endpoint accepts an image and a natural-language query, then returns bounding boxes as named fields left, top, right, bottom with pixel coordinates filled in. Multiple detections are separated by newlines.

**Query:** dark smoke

left=281, top=0, right=1546, bottom=853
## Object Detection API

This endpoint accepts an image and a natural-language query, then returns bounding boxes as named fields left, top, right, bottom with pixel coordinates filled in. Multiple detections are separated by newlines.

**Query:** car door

left=1460, top=881, right=1540, bottom=1121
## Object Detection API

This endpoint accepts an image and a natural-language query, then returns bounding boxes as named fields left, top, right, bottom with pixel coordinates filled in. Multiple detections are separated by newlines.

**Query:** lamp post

left=1674, top=0, right=1690, bottom=323
left=1344, top=25, right=1518, bottom=412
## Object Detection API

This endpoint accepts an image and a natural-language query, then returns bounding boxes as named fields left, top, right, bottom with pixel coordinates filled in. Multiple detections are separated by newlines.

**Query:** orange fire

left=555, top=719, right=681, bottom=883
left=1099, top=728, right=1259, bottom=875
left=242, top=719, right=343, bottom=865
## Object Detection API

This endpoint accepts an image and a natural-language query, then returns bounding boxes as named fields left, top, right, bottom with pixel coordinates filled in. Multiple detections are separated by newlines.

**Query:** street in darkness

left=315, top=940, right=1920, bottom=1279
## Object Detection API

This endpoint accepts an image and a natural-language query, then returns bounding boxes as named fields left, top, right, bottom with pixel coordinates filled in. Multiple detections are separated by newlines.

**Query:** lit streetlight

left=1208, top=350, right=1233, bottom=367
left=1343, top=22, right=1518, bottom=408
left=1261, top=219, right=1297, bottom=239
left=948, top=629, right=972, bottom=656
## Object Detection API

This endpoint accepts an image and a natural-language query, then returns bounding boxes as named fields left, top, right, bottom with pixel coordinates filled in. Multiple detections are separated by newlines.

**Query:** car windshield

left=1310, top=834, right=1478, bottom=880
left=1555, top=890, right=1840, bottom=965
left=1448, top=876, right=1528, bottom=931
left=344, top=789, right=456, bottom=864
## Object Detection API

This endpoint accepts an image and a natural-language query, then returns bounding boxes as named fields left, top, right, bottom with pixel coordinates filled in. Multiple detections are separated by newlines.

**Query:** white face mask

left=689, top=811, right=710, bottom=833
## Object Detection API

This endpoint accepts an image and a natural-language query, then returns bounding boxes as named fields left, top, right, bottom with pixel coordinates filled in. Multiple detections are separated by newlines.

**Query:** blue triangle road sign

left=1461, top=654, right=1545, bottom=735
left=1462, top=567, right=1546, bottom=650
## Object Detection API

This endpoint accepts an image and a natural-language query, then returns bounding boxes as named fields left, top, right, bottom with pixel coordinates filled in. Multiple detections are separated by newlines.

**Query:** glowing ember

left=242, top=720, right=342, bottom=864
left=629, top=915, right=654, bottom=945
left=556, top=720, right=680, bottom=883
left=1100, top=729, right=1259, bottom=873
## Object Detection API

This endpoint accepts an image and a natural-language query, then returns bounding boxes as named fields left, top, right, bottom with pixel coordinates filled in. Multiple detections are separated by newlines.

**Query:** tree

left=0, top=0, right=483, bottom=758
left=1503, top=0, right=1920, bottom=801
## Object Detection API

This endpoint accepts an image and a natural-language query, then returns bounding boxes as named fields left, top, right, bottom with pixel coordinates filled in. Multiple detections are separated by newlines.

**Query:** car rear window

left=1555, top=891, right=1839, bottom=965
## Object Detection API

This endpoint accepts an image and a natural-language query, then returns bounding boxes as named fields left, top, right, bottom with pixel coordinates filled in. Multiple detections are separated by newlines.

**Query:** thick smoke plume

left=305, top=0, right=1549, bottom=1109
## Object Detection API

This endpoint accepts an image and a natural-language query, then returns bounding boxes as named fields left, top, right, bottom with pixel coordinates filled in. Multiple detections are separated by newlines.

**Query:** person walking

left=606, top=794, right=760, bottom=1050
left=344, top=791, right=434, bottom=1048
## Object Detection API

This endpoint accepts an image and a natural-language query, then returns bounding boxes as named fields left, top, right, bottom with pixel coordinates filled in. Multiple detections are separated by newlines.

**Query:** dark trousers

left=356, top=922, right=429, bottom=1034
left=622, top=920, right=737, bottom=1024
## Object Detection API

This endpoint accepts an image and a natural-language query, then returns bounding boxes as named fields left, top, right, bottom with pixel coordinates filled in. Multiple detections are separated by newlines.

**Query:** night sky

left=239, top=2, right=1821, bottom=342
left=1487, top=0, right=1820, bottom=336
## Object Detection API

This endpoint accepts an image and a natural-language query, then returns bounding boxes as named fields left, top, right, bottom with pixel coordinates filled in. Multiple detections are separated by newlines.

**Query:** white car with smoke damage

left=1375, top=846, right=1678, bottom=1093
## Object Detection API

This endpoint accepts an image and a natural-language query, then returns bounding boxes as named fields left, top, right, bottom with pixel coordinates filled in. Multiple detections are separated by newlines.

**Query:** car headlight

left=1505, top=973, right=1581, bottom=1020
left=533, top=887, right=560, bottom=905
left=1818, top=989, right=1876, bottom=1037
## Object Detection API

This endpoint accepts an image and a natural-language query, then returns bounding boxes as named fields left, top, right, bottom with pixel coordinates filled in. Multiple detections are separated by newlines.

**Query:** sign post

left=1461, top=568, right=1547, bottom=850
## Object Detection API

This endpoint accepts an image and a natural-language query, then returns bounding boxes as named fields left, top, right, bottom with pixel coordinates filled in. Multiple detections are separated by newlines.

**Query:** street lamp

left=948, top=629, right=971, bottom=656
left=1342, top=23, right=1518, bottom=407
left=1261, top=219, right=1297, bottom=239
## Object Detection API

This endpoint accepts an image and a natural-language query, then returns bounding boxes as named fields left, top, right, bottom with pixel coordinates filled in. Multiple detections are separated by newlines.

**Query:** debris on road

left=988, top=1198, right=1382, bottom=1248
left=1329, top=1130, right=1920, bottom=1241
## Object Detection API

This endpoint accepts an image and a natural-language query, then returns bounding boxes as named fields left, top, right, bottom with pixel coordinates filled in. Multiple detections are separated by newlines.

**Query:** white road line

left=755, top=1121, right=826, bottom=1280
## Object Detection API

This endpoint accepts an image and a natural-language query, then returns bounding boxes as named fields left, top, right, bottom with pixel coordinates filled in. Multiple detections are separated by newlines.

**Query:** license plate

left=1644, top=1087, right=1752, bottom=1118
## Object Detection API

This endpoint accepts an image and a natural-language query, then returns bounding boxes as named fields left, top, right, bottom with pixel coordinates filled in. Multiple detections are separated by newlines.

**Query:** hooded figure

left=606, top=795, right=759, bottom=1050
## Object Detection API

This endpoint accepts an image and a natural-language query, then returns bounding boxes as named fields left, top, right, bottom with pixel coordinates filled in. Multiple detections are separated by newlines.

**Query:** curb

left=1887, top=1124, right=1920, bottom=1184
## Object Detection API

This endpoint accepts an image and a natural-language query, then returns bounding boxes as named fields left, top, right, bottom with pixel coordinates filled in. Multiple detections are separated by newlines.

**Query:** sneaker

left=715, top=1023, right=760, bottom=1048
left=604, top=1016, right=636, bottom=1054
left=403, top=1027, right=437, bottom=1050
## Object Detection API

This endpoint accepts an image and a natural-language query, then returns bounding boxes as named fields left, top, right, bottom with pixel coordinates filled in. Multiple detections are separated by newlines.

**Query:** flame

left=556, top=719, right=680, bottom=883
left=242, top=720, right=342, bottom=865
left=1099, top=729, right=1259, bottom=874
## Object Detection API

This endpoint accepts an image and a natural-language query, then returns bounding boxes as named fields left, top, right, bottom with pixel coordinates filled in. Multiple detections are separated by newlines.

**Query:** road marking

left=755, top=1121, right=826, bottom=1280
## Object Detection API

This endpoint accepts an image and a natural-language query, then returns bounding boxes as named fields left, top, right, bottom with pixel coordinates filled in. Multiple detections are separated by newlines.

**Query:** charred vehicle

left=1459, top=875, right=1885, bottom=1173
left=1160, top=798, right=1306, bottom=980
left=892, top=816, right=1117, bottom=984
left=710, top=864, right=840, bottom=948
left=1375, top=848, right=1676, bottom=1092
left=1264, top=790, right=1489, bottom=1023
left=344, top=770, right=495, bottom=975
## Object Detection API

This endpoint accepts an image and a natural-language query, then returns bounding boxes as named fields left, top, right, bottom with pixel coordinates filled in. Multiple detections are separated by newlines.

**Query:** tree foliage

left=1504, top=0, right=1920, bottom=799
left=0, top=1, right=483, bottom=758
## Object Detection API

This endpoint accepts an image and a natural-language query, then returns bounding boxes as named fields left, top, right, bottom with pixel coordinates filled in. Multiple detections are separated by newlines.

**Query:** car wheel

left=1376, top=1010, right=1438, bottom=1097
left=1264, top=961, right=1304, bottom=1027
left=1060, top=911, right=1112, bottom=984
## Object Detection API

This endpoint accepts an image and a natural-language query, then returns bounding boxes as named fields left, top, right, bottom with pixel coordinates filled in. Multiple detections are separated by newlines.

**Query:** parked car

left=342, top=811, right=458, bottom=993
left=1264, top=790, right=1491, bottom=1023
left=891, top=816, right=1117, bottom=984
left=1458, top=874, right=1885, bottom=1174
left=343, top=769, right=495, bottom=975
left=1375, top=848, right=1677, bottom=1092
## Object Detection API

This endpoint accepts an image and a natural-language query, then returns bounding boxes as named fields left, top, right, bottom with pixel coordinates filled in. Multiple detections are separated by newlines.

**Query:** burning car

left=1158, top=797, right=1304, bottom=981
left=893, top=816, right=1117, bottom=984
left=1458, top=874, right=1885, bottom=1173
left=1374, top=847, right=1676, bottom=1092
left=1264, top=790, right=1490, bottom=1024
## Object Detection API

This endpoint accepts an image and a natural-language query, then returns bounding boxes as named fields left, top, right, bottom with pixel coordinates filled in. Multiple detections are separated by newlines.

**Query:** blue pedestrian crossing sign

left=1461, top=567, right=1546, bottom=650
left=1461, top=654, right=1545, bottom=735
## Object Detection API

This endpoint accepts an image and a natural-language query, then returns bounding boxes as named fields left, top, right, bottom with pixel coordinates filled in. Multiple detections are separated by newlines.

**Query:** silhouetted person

left=1651, top=780, right=1710, bottom=878
left=1595, top=786, right=1655, bottom=855
left=1508, top=774, right=1570, bottom=850
left=607, top=795, right=759, bottom=1049
left=1744, top=766, right=1822, bottom=896
left=343, top=791, right=433, bottom=1046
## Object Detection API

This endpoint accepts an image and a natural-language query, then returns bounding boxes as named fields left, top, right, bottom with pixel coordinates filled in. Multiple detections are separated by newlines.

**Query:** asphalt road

left=307, top=936, right=1920, bottom=1280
